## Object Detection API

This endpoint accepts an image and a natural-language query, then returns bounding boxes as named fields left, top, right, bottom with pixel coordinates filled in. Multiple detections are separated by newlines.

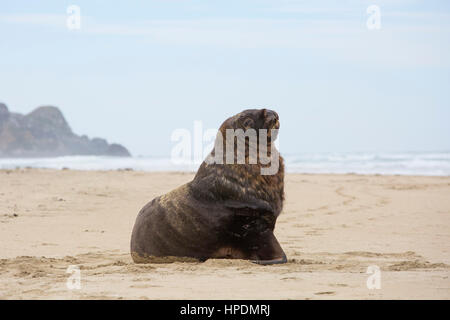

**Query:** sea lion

left=130, top=108, right=286, bottom=265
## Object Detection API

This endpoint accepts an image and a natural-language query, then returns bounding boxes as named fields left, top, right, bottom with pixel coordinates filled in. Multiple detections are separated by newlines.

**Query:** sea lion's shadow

left=132, top=253, right=288, bottom=266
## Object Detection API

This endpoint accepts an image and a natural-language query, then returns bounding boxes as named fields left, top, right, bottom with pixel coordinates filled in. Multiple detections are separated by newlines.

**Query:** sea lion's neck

left=189, top=156, right=285, bottom=214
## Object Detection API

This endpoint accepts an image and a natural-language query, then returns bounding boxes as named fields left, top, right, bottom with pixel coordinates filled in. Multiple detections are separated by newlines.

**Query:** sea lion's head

left=193, top=107, right=285, bottom=207
left=218, top=108, right=280, bottom=139
left=207, top=108, right=280, bottom=172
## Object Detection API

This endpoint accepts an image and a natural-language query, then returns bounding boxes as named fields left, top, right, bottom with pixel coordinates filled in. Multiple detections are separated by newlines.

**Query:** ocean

left=1, top=152, right=449, bottom=176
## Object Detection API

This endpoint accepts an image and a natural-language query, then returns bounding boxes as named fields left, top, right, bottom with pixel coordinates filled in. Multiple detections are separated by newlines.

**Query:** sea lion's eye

left=242, top=118, right=254, bottom=128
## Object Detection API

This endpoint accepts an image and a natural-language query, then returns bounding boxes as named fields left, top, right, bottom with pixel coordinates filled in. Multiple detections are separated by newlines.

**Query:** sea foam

left=0, top=152, right=449, bottom=176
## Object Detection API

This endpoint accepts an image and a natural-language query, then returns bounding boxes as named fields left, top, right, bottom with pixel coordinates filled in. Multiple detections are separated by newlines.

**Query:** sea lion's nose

left=268, top=113, right=279, bottom=126
left=261, top=109, right=280, bottom=130
left=271, top=111, right=279, bottom=121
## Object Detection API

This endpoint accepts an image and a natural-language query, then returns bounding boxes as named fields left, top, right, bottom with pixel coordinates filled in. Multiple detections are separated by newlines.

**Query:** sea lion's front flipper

left=249, top=230, right=287, bottom=265
left=223, top=201, right=287, bottom=265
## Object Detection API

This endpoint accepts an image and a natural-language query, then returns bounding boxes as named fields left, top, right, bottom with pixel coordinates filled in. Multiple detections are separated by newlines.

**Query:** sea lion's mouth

left=264, top=114, right=280, bottom=142
left=272, top=119, right=280, bottom=130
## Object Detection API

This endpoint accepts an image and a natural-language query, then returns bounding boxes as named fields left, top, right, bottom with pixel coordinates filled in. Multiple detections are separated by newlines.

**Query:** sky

left=1, top=0, right=449, bottom=156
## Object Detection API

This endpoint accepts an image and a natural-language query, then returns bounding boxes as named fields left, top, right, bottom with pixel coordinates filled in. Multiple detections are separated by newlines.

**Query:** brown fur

left=130, top=109, right=286, bottom=264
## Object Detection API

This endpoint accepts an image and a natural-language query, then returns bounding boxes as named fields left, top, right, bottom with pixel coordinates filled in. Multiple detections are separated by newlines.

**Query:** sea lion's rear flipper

left=249, top=230, right=287, bottom=265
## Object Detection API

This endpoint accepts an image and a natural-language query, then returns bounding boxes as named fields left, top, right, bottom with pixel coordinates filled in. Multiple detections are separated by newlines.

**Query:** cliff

left=0, top=103, right=131, bottom=157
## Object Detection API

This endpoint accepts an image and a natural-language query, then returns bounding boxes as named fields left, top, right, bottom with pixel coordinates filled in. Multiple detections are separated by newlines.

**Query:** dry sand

left=0, top=169, right=449, bottom=299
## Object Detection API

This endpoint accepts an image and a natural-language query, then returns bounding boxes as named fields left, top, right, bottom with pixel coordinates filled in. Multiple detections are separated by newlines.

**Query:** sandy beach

left=0, top=169, right=449, bottom=299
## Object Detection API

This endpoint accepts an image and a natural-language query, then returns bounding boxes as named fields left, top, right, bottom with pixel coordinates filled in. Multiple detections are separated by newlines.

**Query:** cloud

left=1, top=12, right=449, bottom=67
left=0, top=13, right=65, bottom=26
